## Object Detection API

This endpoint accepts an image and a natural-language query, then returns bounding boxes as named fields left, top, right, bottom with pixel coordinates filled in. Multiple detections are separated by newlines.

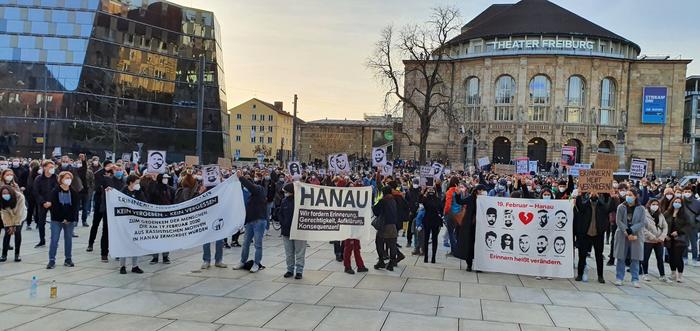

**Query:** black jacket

left=574, top=195, right=612, bottom=237
left=279, top=195, right=294, bottom=237
left=121, top=186, right=146, bottom=202
left=420, top=194, right=443, bottom=229
left=406, top=187, right=421, bottom=215
left=240, top=177, right=268, bottom=224
left=49, top=186, right=79, bottom=222
left=12, top=165, right=28, bottom=189
left=33, top=173, right=58, bottom=206
left=372, top=195, right=398, bottom=226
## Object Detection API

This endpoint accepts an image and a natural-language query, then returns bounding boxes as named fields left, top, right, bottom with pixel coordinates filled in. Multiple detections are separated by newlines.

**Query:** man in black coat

left=405, top=178, right=421, bottom=248
left=233, top=171, right=268, bottom=273
left=574, top=193, right=612, bottom=283
left=87, top=160, right=112, bottom=254
left=32, top=160, right=58, bottom=247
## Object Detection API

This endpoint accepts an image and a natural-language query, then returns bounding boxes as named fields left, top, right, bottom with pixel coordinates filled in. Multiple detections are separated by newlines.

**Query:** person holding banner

left=147, top=173, right=175, bottom=265
left=233, top=171, right=268, bottom=273
left=454, top=184, right=488, bottom=272
left=117, top=174, right=145, bottom=274
left=46, top=171, right=79, bottom=269
left=279, top=183, right=306, bottom=279
left=613, top=189, right=645, bottom=287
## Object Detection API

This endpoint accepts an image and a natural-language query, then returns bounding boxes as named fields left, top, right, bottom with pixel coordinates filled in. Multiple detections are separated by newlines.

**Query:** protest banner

left=132, top=151, right=141, bottom=164
left=328, top=153, right=350, bottom=174
left=371, top=147, right=387, bottom=167
left=529, top=160, right=538, bottom=174
left=202, top=165, right=221, bottom=187
left=419, top=166, right=433, bottom=187
left=494, top=164, right=516, bottom=175
left=121, top=153, right=131, bottom=162
left=106, top=177, right=245, bottom=257
left=147, top=150, right=166, bottom=174
left=217, top=157, right=232, bottom=170
left=290, top=182, right=373, bottom=241
left=594, top=154, right=618, bottom=171
left=474, top=196, right=574, bottom=278
left=578, top=169, right=613, bottom=194
left=569, top=163, right=591, bottom=177
left=515, top=157, right=529, bottom=174
left=561, top=146, right=576, bottom=166
left=630, top=158, right=648, bottom=179
left=478, top=157, right=490, bottom=168
left=288, top=161, right=302, bottom=176
left=185, top=155, right=199, bottom=167
left=381, top=163, right=393, bottom=176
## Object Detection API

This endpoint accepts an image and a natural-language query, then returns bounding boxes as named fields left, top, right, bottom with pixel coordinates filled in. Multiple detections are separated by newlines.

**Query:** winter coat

left=49, top=186, right=79, bottom=223
left=643, top=209, right=667, bottom=243
left=454, top=194, right=478, bottom=261
left=279, top=195, right=294, bottom=237
left=420, top=194, right=443, bottom=229
left=664, top=208, right=694, bottom=246
left=573, top=196, right=612, bottom=237
left=33, top=173, right=58, bottom=206
left=240, top=177, right=268, bottom=224
left=372, top=194, right=398, bottom=239
left=0, top=192, right=26, bottom=227
left=613, top=203, right=645, bottom=261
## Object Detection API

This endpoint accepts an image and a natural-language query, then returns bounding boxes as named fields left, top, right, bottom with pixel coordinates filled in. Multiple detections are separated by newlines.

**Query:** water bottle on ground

left=29, top=276, right=38, bottom=298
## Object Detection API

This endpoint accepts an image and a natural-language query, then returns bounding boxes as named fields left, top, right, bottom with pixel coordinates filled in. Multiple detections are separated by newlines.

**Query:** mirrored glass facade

left=0, top=0, right=229, bottom=161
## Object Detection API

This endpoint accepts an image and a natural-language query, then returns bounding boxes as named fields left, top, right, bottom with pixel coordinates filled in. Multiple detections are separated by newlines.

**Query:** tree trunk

left=418, top=124, right=430, bottom=165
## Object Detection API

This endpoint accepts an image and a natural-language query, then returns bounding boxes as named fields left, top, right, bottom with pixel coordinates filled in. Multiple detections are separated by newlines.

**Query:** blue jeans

left=444, top=217, right=457, bottom=254
left=49, top=221, right=74, bottom=262
left=688, top=229, right=699, bottom=261
left=241, top=219, right=266, bottom=265
left=283, top=236, right=306, bottom=274
left=203, top=240, right=224, bottom=263
left=616, top=258, right=639, bottom=282
left=265, top=202, right=274, bottom=230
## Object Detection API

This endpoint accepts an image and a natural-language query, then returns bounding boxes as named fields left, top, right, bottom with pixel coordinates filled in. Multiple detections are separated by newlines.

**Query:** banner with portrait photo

left=202, top=165, right=221, bottom=187
left=474, top=196, right=574, bottom=278
left=328, top=153, right=350, bottom=174
left=106, top=177, right=245, bottom=257
left=290, top=182, right=373, bottom=242
left=371, top=147, right=387, bottom=167
left=560, top=146, right=576, bottom=166
left=288, top=161, right=302, bottom=176
left=147, top=150, right=167, bottom=174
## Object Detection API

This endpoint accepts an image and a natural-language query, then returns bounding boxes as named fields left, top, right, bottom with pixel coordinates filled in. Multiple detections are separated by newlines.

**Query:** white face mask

left=412, top=184, right=419, bottom=189
left=62, top=178, right=72, bottom=186
left=543, top=195, right=552, bottom=200
left=195, top=175, right=203, bottom=181
left=162, top=178, right=169, bottom=185
left=11, top=162, right=19, bottom=167
left=479, top=191, right=487, bottom=196
left=666, top=194, right=674, bottom=201
left=3, top=175, right=13, bottom=183
left=558, top=187, right=566, bottom=193
left=133, top=183, right=141, bottom=191
left=650, top=205, right=659, bottom=212
left=612, top=183, right=619, bottom=189
left=48, top=168, right=56, bottom=175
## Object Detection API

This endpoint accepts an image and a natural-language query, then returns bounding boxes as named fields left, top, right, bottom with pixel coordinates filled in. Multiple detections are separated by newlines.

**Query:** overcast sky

left=173, top=0, right=700, bottom=121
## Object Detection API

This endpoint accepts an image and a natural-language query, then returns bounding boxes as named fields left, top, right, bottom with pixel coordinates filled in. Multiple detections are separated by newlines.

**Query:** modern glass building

left=0, top=0, right=229, bottom=162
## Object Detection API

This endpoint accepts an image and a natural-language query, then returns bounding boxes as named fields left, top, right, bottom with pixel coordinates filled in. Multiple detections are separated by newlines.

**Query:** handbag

left=446, top=192, right=466, bottom=226
left=371, top=215, right=385, bottom=231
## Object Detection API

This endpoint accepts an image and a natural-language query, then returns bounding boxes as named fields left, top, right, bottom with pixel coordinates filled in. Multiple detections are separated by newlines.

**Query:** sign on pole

left=381, top=163, right=393, bottom=176
left=371, top=147, right=387, bottom=167
left=578, top=169, right=613, bottom=194
left=630, top=159, right=648, bottom=179
left=217, top=157, right=232, bottom=170
left=528, top=160, right=538, bottom=174
left=202, top=165, right=221, bottom=187
left=185, top=155, right=200, bottom=167
left=478, top=157, right=490, bottom=168
left=494, top=164, right=516, bottom=175
left=288, top=161, right=302, bottom=176
left=132, top=151, right=141, bottom=164
left=560, top=146, right=576, bottom=166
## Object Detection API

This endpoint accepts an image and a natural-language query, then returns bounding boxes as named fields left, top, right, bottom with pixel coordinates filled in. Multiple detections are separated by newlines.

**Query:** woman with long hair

left=613, top=189, right=645, bottom=287
left=664, top=197, right=693, bottom=282
left=47, top=171, right=79, bottom=269
left=0, top=185, right=26, bottom=262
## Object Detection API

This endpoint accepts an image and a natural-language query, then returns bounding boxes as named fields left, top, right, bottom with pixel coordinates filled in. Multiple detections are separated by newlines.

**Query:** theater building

left=399, top=0, right=691, bottom=172
left=0, top=0, right=229, bottom=162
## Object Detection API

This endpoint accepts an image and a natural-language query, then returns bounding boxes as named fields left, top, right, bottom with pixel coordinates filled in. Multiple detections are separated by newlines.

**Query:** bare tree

left=367, top=6, right=461, bottom=164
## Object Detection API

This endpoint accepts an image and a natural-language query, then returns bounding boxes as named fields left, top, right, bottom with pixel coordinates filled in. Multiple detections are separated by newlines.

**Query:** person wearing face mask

left=87, top=160, right=112, bottom=255
left=488, top=179, right=510, bottom=197
left=664, top=197, right=692, bottom=282
left=1, top=169, right=19, bottom=190
left=554, top=176, right=574, bottom=200
left=405, top=178, right=422, bottom=250
left=420, top=186, right=443, bottom=264
left=574, top=192, right=612, bottom=283
left=606, top=183, right=627, bottom=266
left=679, top=186, right=700, bottom=266
left=24, top=160, right=40, bottom=231
left=279, top=183, right=307, bottom=279
left=75, top=154, right=94, bottom=228
left=613, top=189, right=645, bottom=287
left=0, top=185, right=26, bottom=262
left=454, top=184, right=488, bottom=272
left=92, top=163, right=125, bottom=262
left=147, top=173, right=175, bottom=264
left=32, top=160, right=58, bottom=247
left=659, top=188, right=675, bottom=213
left=641, top=199, right=669, bottom=282
left=10, top=158, right=28, bottom=194
left=115, top=174, right=146, bottom=274
left=46, top=171, right=79, bottom=269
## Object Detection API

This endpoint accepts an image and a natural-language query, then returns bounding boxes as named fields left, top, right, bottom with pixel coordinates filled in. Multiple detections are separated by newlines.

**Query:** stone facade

left=398, top=55, right=691, bottom=172
left=297, top=119, right=392, bottom=163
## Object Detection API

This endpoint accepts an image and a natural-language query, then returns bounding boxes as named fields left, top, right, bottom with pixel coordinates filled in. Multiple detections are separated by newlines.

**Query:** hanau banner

left=106, top=177, right=245, bottom=257
left=474, top=196, right=574, bottom=278
left=290, top=182, right=373, bottom=242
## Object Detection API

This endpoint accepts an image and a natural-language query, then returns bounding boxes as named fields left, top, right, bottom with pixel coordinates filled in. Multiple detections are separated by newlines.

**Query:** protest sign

left=132, top=151, right=140, bottom=164
left=494, top=164, right=516, bottom=175
left=185, top=155, right=199, bottom=167
left=478, top=157, right=490, bottom=168
left=105, top=150, right=115, bottom=162
left=578, top=169, right=613, bottom=194
left=474, top=196, right=574, bottom=278
left=288, top=161, right=302, bottom=176
left=419, top=166, right=433, bottom=187
left=217, top=157, right=232, bottom=170
left=147, top=150, right=166, bottom=174
left=381, top=163, right=394, bottom=176
left=290, top=182, right=373, bottom=241
left=121, top=153, right=131, bottom=162
left=431, top=162, right=444, bottom=179
left=569, top=163, right=591, bottom=177
left=106, top=177, right=245, bottom=257
left=52, top=147, right=61, bottom=157
left=515, top=158, right=529, bottom=174
left=328, top=153, right=350, bottom=174
left=594, top=154, right=618, bottom=171
left=630, top=159, right=648, bottom=179
left=561, top=146, right=576, bottom=166
left=529, top=160, right=538, bottom=174
left=371, top=147, right=387, bottom=167
left=202, top=165, right=221, bottom=187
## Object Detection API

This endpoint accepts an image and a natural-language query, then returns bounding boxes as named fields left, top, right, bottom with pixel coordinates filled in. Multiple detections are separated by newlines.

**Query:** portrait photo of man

left=518, top=234, right=530, bottom=253
left=503, top=209, right=513, bottom=228
left=501, top=233, right=513, bottom=251
left=372, top=148, right=386, bottom=166
left=485, top=231, right=497, bottom=249
left=537, top=209, right=549, bottom=228
left=486, top=208, right=497, bottom=226
left=335, top=153, right=348, bottom=171
left=555, top=210, right=568, bottom=229
left=536, top=235, right=549, bottom=254
left=554, top=236, right=566, bottom=254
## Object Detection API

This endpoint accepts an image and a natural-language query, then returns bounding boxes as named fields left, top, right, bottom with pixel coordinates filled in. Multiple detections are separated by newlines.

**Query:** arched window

left=565, top=76, right=586, bottom=123
left=465, top=77, right=480, bottom=122
left=528, top=75, right=550, bottom=121
left=494, top=75, right=515, bottom=121
left=600, top=78, right=616, bottom=125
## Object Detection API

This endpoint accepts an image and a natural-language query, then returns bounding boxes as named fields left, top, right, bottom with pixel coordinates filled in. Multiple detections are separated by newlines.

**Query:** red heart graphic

left=519, top=212, right=534, bottom=225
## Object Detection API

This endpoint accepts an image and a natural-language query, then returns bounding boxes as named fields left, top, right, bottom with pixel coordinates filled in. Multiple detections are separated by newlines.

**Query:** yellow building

left=229, top=98, right=294, bottom=162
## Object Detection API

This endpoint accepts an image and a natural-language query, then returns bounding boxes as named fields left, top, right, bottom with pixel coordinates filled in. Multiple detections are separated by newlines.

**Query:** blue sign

left=641, top=86, right=667, bottom=124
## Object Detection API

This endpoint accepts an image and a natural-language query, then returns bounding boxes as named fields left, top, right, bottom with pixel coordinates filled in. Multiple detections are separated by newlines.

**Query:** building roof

left=450, top=0, right=640, bottom=52
left=232, top=98, right=294, bottom=118
left=303, top=119, right=392, bottom=128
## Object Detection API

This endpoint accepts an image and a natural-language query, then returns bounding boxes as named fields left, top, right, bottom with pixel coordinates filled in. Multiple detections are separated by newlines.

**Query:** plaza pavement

left=1, top=224, right=700, bottom=331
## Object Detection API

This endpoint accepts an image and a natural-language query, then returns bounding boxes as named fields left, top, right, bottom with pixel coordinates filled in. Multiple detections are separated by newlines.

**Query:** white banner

left=371, top=147, right=387, bottom=167
left=474, top=196, right=574, bottom=278
left=478, top=157, right=490, bottom=168
left=147, top=150, right=167, bottom=174
left=106, top=177, right=245, bottom=257
left=290, top=182, right=373, bottom=242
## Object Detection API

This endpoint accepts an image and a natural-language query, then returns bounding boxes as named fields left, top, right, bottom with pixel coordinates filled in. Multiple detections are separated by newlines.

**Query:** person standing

left=641, top=199, right=669, bottom=282
left=421, top=186, right=443, bottom=264
left=47, top=171, right=78, bottom=269
left=148, top=173, right=174, bottom=264
left=405, top=178, right=421, bottom=249
left=76, top=154, right=94, bottom=227
left=24, top=160, right=40, bottom=230
left=455, top=184, right=488, bottom=272
left=279, top=183, right=306, bottom=279
left=87, top=161, right=112, bottom=253
left=613, top=190, right=645, bottom=287
left=373, top=186, right=399, bottom=271
left=0, top=185, right=26, bottom=262
left=117, top=174, right=145, bottom=274
left=574, top=193, right=611, bottom=283
left=32, top=160, right=58, bottom=247
left=664, top=197, right=693, bottom=282
left=233, top=171, right=268, bottom=273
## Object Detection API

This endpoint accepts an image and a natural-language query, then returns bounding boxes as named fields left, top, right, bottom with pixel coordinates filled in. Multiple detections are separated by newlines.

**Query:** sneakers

left=691, top=260, right=700, bottom=267
left=345, top=268, right=355, bottom=274
left=232, top=242, right=241, bottom=247
left=632, top=281, right=641, bottom=288
left=46, top=261, right=55, bottom=269
left=575, top=275, right=583, bottom=282
left=150, top=257, right=159, bottom=264
left=101, top=256, right=108, bottom=263
left=642, top=275, right=650, bottom=282
left=411, top=250, right=421, bottom=256
left=661, top=276, right=672, bottom=283
left=284, top=272, right=293, bottom=278
left=86, top=246, right=93, bottom=252
left=294, top=273, right=302, bottom=279
left=606, top=259, right=615, bottom=266
left=232, top=262, right=245, bottom=270
left=163, top=257, right=171, bottom=264
left=214, top=262, right=228, bottom=268
left=82, top=222, right=89, bottom=227
left=250, top=264, right=260, bottom=273
left=373, top=261, right=386, bottom=270
left=14, top=255, right=21, bottom=262
left=676, top=273, right=684, bottom=283
left=34, top=242, right=45, bottom=248
left=613, top=279, right=623, bottom=286
left=598, top=277, right=606, bottom=284
left=0, top=256, right=5, bottom=262
left=201, top=262, right=211, bottom=269
left=535, top=276, right=542, bottom=280
left=131, top=266, right=144, bottom=274
left=120, top=266, right=127, bottom=274
left=357, top=266, right=369, bottom=272
left=64, top=260, right=75, bottom=267
left=396, top=252, right=405, bottom=264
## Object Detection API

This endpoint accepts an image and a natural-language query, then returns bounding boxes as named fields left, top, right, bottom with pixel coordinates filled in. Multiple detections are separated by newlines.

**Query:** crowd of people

left=1, top=155, right=700, bottom=288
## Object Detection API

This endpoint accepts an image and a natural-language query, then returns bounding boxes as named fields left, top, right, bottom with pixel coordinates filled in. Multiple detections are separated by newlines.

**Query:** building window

left=267, top=137, right=272, bottom=144
left=268, top=115, right=273, bottom=121
left=600, top=78, right=617, bottom=125
left=259, top=137, right=264, bottom=143
left=253, top=104, right=256, bottom=109
left=565, top=75, right=586, bottom=123
left=236, top=113, right=241, bottom=119
left=528, top=75, right=550, bottom=122
left=251, top=126, right=256, bottom=131
left=236, top=124, right=241, bottom=131
left=235, top=135, right=241, bottom=142
left=250, top=137, right=255, bottom=143
left=260, top=126, right=264, bottom=132
left=465, top=77, right=480, bottom=122
left=494, top=75, right=516, bottom=121
left=268, top=126, right=273, bottom=132
left=252, top=114, right=257, bottom=121
left=260, top=114, right=265, bottom=122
